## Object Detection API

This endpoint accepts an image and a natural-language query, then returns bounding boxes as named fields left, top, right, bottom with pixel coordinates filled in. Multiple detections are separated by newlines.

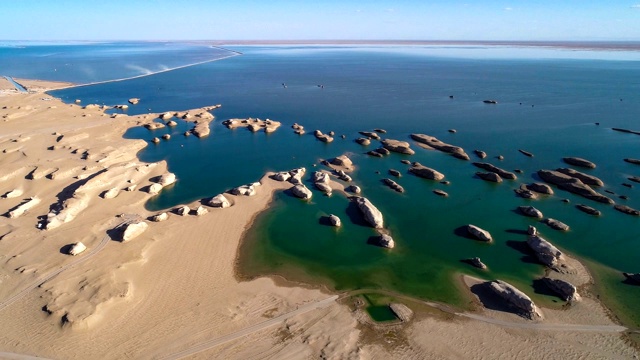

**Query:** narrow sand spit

left=0, top=86, right=636, bottom=359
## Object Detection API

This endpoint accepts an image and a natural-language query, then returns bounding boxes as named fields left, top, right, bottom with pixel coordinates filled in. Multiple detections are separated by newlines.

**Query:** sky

left=3, top=0, right=640, bottom=41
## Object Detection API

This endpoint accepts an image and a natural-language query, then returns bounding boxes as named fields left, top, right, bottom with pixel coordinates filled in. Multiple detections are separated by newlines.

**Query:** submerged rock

left=624, top=158, right=640, bottom=165
left=518, top=206, right=543, bottom=218
left=623, top=273, right=640, bottom=285
left=466, top=224, right=492, bottom=242
left=410, top=134, right=470, bottom=160
left=487, top=280, right=540, bottom=319
left=542, top=278, right=579, bottom=302
left=355, top=197, right=384, bottom=229
left=543, top=218, right=570, bottom=231
left=518, top=149, right=534, bottom=157
left=409, top=163, right=445, bottom=181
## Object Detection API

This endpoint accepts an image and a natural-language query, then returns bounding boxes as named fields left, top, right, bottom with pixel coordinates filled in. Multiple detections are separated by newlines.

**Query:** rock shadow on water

left=505, top=228, right=529, bottom=235
left=59, top=244, right=74, bottom=255
left=470, top=282, right=525, bottom=316
left=345, top=200, right=373, bottom=228
left=453, top=226, right=478, bottom=241
left=505, top=240, right=539, bottom=265
left=318, top=216, right=334, bottom=227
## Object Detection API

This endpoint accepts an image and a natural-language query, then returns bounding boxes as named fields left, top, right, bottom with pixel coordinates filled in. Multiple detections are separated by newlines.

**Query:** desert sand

left=0, top=83, right=637, bottom=359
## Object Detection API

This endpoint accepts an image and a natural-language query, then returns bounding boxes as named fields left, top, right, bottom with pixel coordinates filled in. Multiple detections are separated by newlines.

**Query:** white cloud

left=631, top=4, right=640, bottom=8
left=504, top=7, right=513, bottom=11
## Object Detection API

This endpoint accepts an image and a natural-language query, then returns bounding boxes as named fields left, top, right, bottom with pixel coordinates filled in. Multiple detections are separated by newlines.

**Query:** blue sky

left=3, top=0, right=640, bottom=41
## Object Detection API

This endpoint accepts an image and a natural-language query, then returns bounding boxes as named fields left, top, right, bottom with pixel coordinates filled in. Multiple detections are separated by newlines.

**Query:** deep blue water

left=6, top=43, right=640, bottom=325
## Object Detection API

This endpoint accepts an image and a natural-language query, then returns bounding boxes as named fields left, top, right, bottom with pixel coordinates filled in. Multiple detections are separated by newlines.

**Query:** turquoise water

left=26, top=43, right=640, bottom=327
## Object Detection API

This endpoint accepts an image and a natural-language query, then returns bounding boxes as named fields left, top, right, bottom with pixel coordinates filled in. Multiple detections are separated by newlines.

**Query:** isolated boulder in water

left=543, top=218, right=570, bottom=231
left=488, top=280, right=540, bottom=319
left=563, top=157, right=596, bottom=169
left=208, top=194, right=231, bottom=208
left=328, top=214, right=341, bottom=227
left=381, top=139, right=415, bottom=155
left=291, top=184, right=313, bottom=200
left=466, top=224, right=492, bottom=242
left=121, top=221, right=148, bottom=242
left=476, top=172, right=502, bottom=183
left=331, top=155, right=353, bottom=167
left=157, top=172, right=176, bottom=186
left=518, top=206, right=543, bottom=218
left=527, top=234, right=563, bottom=267
left=355, top=197, right=384, bottom=229
left=409, top=163, right=445, bottom=181
left=377, top=234, right=395, bottom=249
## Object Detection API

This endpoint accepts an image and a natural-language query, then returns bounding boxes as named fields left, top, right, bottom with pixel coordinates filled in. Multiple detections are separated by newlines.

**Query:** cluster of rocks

left=231, top=182, right=260, bottom=196
left=222, top=118, right=281, bottom=134
left=537, top=170, right=613, bottom=204
left=313, top=171, right=333, bottom=196
left=313, top=130, right=334, bottom=143
left=410, top=134, right=470, bottom=160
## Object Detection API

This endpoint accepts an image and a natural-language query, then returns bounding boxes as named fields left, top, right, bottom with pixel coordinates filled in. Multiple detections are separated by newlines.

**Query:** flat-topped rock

left=381, top=139, right=415, bottom=155
left=128, top=98, right=140, bottom=105
left=176, top=206, right=190, bottom=216
left=614, top=204, right=640, bottom=216
left=68, top=242, right=87, bottom=256
left=518, top=206, right=543, bottom=218
left=473, top=162, right=517, bottom=180
left=563, top=157, right=596, bottom=169
left=207, top=194, right=231, bottom=208
left=383, top=178, right=404, bottom=193
left=556, top=168, right=603, bottom=186
left=192, top=121, right=210, bottom=138
left=291, top=184, right=313, bottom=200
left=476, top=171, right=502, bottom=183
left=144, top=122, right=165, bottom=130
left=328, top=214, right=341, bottom=227
left=377, top=233, right=395, bottom=248
left=537, top=170, right=613, bottom=204
left=488, top=280, right=540, bottom=319
left=576, top=204, right=601, bottom=216
left=410, top=134, right=470, bottom=160
left=389, top=303, right=413, bottom=322
left=542, top=278, right=579, bottom=302
left=543, top=218, right=570, bottom=231
left=527, top=234, right=563, bottom=268
left=121, top=221, right=148, bottom=242
left=466, top=224, right=492, bottom=242
left=409, top=163, right=445, bottom=181
left=355, top=197, right=384, bottom=229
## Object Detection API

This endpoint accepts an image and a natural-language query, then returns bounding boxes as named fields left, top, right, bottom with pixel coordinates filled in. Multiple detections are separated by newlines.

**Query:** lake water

left=6, top=42, right=639, bottom=327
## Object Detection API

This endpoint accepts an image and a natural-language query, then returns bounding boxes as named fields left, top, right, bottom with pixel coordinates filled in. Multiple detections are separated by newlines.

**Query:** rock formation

left=272, top=171, right=291, bottom=182
left=355, top=138, right=371, bottom=146
left=466, top=224, right=492, bottom=242
left=176, top=206, right=190, bottom=216
left=556, top=168, right=603, bottom=186
left=68, top=242, right=87, bottom=256
left=328, top=214, right=341, bottom=227
left=377, top=233, right=395, bottom=248
left=522, top=183, right=554, bottom=195
left=121, top=221, right=148, bottom=242
left=518, top=206, right=543, bottom=218
left=157, top=172, right=176, bottom=186
left=474, top=150, right=487, bottom=159
left=374, top=128, right=387, bottom=134
left=389, top=303, right=413, bottom=322
left=148, top=183, right=163, bottom=195
left=624, top=158, right=640, bottom=165
left=359, top=131, right=380, bottom=140
left=473, top=162, right=516, bottom=179
left=162, top=134, right=171, bottom=140
left=542, top=278, right=579, bottom=302
left=355, top=197, right=384, bottom=229
left=222, top=118, right=281, bottom=134
left=543, top=218, right=570, bottom=231
left=194, top=206, right=208, bottom=216
left=313, top=130, right=334, bottom=143
left=514, top=188, right=537, bottom=199
left=576, top=204, right=601, bottom=216
left=518, top=149, right=534, bottom=157
left=331, top=155, right=353, bottom=168
left=315, top=182, right=333, bottom=195
left=289, top=168, right=306, bottom=185
left=231, top=183, right=259, bottom=196
left=208, top=194, right=231, bottom=208
left=537, top=170, right=613, bottom=204
left=291, top=184, right=313, bottom=200
left=346, top=185, right=361, bottom=194
left=101, top=187, right=120, bottom=199
left=375, top=147, right=390, bottom=156
left=381, top=139, right=415, bottom=155
left=313, top=171, right=330, bottom=184
left=476, top=172, right=502, bottom=183
left=623, top=273, right=640, bottom=284
left=128, top=98, right=140, bottom=105
left=2, top=188, right=23, bottom=199
left=433, top=189, right=448, bottom=197
left=563, top=157, right=596, bottom=169
left=410, top=134, right=470, bottom=160
left=144, top=122, right=165, bottom=130
left=150, top=212, right=168, bottom=222
left=388, top=169, right=401, bottom=177
left=527, top=234, right=563, bottom=268
left=383, top=178, right=404, bottom=193
left=409, top=163, right=445, bottom=181
left=528, top=225, right=537, bottom=236
left=614, top=204, right=640, bottom=216
left=488, top=280, right=540, bottom=319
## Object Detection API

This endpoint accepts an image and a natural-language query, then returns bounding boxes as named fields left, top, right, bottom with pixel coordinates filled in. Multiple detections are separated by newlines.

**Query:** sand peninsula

left=0, top=80, right=637, bottom=359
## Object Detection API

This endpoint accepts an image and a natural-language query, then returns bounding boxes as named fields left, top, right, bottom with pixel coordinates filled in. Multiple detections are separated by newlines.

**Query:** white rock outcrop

left=195, top=206, right=208, bottom=216
left=328, top=214, right=341, bottom=227
left=231, top=183, right=259, bottom=196
left=176, top=206, right=190, bottom=216
left=488, top=280, right=541, bottom=319
left=150, top=212, right=168, bottom=222
left=121, top=221, right=148, bottom=242
left=207, top=194, right=231, bottom=208
left=8, top=197, right=41, bottom=218
left=102, top=187, right=120, bottom=199
left=157, top=172, right=176, bottom=186
left=68, top=242, right=87, bottom=256
left=2, top=188, right=23, bottom=199
left=148, top=183, right=164, bottom=195
left=466, top=224, right=493, bottom=242
left=291, top=184, right=313, bottom=200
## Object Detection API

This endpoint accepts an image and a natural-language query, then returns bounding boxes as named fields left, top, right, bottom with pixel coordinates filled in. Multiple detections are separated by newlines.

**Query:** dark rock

left=556, top=168, right=603, bottom=186
left=576, top=204, right=601, bottom=216
left=473, top=162, right=517, bottom=180
left=409, top=163, right=445, bottom=181
left=542, top=218, right=570, bottom=231
left=388, top=169, right=401, bottom=177
left=537, top=170, right=613, bottom=204
left=614, top=204, right=640, bottom=216
left=563, top=157, right=596, bottom=169
left=542, top=278, right=579, bottom=302
left=476, top=172, right=502, bottom=183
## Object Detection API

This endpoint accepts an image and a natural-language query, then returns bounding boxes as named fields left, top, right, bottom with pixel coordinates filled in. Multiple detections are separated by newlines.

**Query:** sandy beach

left=0, top=82, right=637, bottom=359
